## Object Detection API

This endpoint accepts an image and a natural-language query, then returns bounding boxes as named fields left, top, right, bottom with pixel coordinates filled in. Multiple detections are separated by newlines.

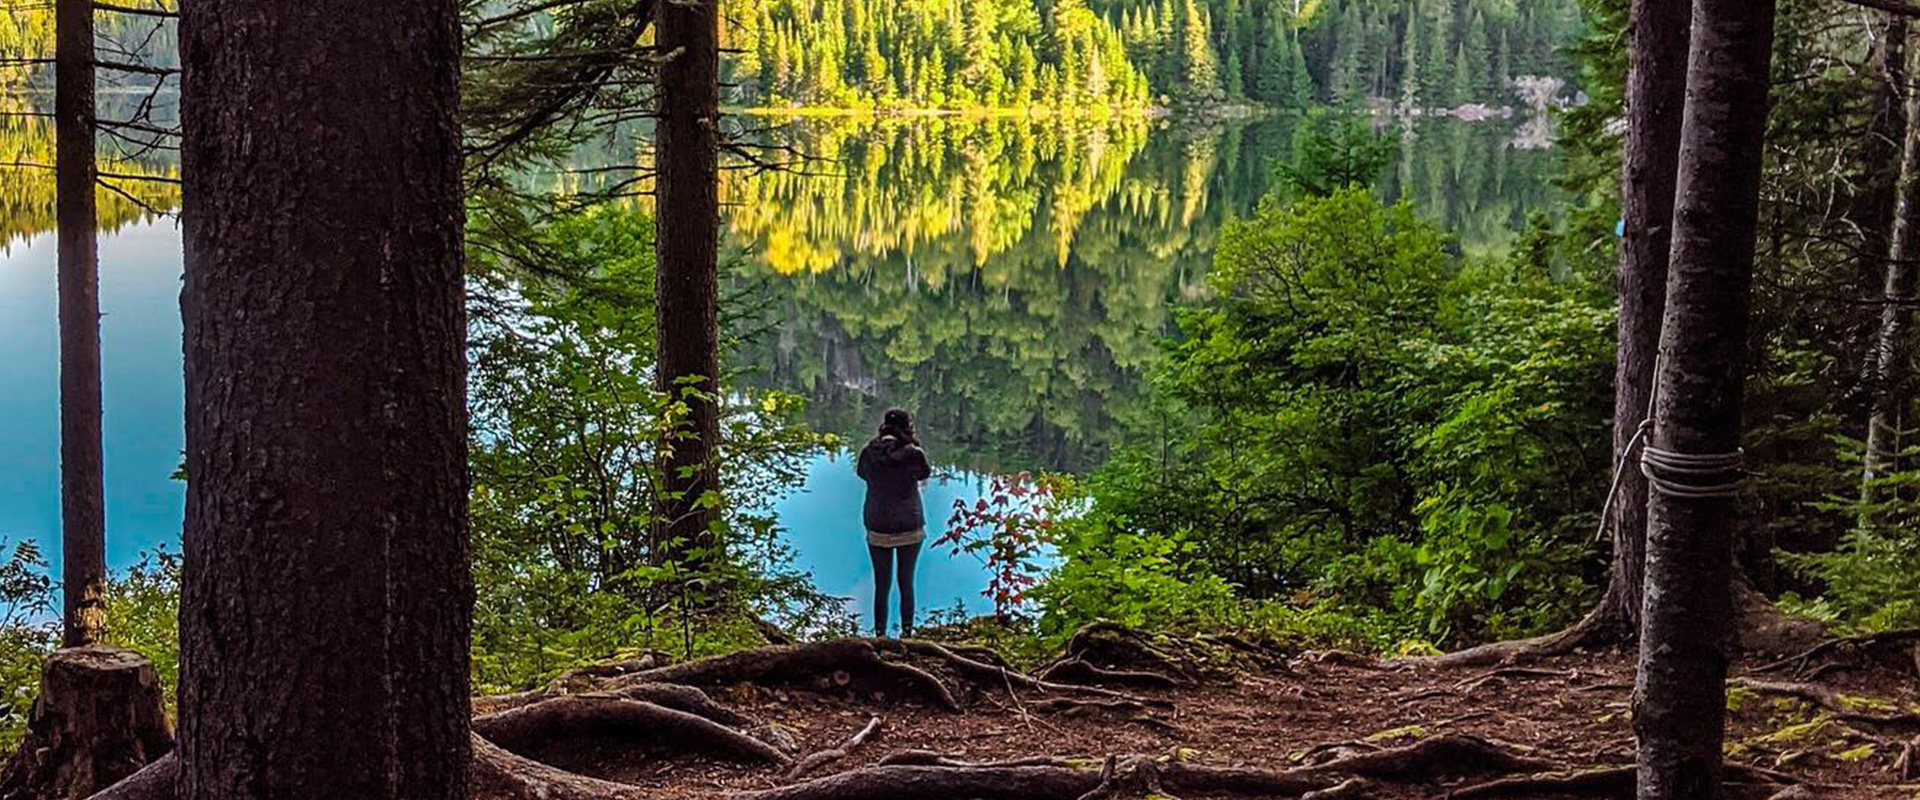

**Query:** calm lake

left=0, top=109, right=1562, bottom=627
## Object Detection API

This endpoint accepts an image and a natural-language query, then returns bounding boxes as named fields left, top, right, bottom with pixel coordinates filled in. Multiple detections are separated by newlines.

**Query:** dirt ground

left=483, top=630, right=1920, bottom=800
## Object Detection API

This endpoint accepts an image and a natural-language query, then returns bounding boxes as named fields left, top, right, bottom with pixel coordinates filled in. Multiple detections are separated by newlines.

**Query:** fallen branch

left=472, top=695, right=791, bottom=766
left=787, top=717, right=883, bottom=780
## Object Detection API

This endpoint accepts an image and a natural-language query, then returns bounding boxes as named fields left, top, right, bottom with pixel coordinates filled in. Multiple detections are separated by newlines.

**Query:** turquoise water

left=0, top=222, right=1002, bottom=627
left=1, top=223, right=188, bottom=574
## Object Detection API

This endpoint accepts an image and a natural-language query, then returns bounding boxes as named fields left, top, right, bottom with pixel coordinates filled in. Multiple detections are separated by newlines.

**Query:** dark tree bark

left=1592, top=0, right=1693, bottom=644
left=1866, top=27, right=1920, bottom=498
left=55, top=0, right=105, bottom=649
left=652, top=0, right=724, bottom=566
left=176, top=0, right=472, bottom=798
left=1633, top=0, right=1777, bottom=796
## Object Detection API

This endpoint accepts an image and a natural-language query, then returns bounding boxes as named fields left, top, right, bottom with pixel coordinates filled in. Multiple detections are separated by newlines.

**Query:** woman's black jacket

left=856, top=436, right=933, bottom=534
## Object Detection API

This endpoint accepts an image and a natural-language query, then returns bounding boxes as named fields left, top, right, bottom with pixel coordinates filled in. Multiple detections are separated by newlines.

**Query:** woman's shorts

left=866, top=528, right=926, bottom=548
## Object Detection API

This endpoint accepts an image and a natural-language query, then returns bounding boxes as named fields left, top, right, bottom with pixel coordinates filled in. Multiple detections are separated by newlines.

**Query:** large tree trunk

left=55, top=0, right=105, bottom=649
left=176, top=0, right=472, bottom=798
left=1865, top=27, right=1920, bottom=498
left=1591, top=0, right=1694, bottom=643
left=653, top=0, right=724, bottom=567
left=1633, top=0, right=1777, bottom=796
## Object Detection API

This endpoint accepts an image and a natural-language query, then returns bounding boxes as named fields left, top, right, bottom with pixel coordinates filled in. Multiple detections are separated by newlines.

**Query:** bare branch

left=92, top=1, right=177, bottom=17
left=93, top=59, right=177, bottom=76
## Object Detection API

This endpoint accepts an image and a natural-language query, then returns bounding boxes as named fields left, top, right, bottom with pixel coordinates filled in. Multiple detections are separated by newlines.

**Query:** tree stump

left=0, top=646, right=172, bottom=800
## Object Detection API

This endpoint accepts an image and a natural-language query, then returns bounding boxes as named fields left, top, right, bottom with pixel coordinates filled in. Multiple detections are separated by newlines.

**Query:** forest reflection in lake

left=0, top=105, right=1560, bottom=479
left=722, top=113, right=1564, bottom=474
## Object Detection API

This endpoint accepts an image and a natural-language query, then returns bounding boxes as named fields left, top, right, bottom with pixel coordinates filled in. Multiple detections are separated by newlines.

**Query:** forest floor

left=467, top=626, right=1920, bottom=800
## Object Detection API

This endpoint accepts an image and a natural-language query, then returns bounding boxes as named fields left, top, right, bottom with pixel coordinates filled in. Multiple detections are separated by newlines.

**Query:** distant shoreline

left=727, top=104, right=1262, bottom=120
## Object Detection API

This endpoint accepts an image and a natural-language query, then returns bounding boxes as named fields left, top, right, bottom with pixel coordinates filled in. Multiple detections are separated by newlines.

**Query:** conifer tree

left=1287, top=28, right=1314, bottom=107
left=1181, top=0, right=1222, bottom=102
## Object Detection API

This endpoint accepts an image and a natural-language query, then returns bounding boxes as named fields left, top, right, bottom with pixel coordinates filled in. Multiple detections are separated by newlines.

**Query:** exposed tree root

left=762, top=734, right=1568, bottom=800
left=1754, top=628, right=1920, bottom=679
left=1310, top=650, right=1386, bottom=670
left=1074, top=755, right=1182, bottom=800
left=1292, top=734, right=1559, bottom=781
left=1731, top=585, right=1830, bottom=661
left=474, top=689, right=550, bottom=716
left=1059, top=622, right=1193, bottom=680
left=730, top=764, right=1105, bottom=800
left=1730, top=678, right=1920, bottom=729
left=878, top=751, right=1084, bottom=769
left=1031, top=697, right=1179, bottom=733
left=603, top=683, right=757, bottom=728
left=870, top=638, right=1172, bottom=709
left=475, top=679, right=757, bottom=728
left=605, top=640, right=960, bottom=711
left=1437, top=762, right=1797, bottom=800
left=1298, top=778, right=1372, bottom=800
left=472, top=733, right=651, bottom=800
left=787, top=717, right=882, bottom=780
left=473, top=695, right=792, bottom=766
left=1452, top=667, right=1573, bottom=694
left=557, top=652, right=671, bottom=683
left=1411, top=609, right=1615, bottom=669
left=82, top=754, right=176, bottom=800
left=90, top=735, right=675, bottom=800
left=946, top=644, right=1015, bottom=670
left=1420, top=584, right=1827, bottom=669
left=1037, top=658, right=1181, bottom=690
left=1156, top=760, right=1325, bottom=796
left=1438, top=766, right=1633, bottom=799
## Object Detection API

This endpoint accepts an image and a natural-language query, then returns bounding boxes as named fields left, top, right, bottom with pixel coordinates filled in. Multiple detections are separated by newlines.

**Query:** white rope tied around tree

left=1589, top=352, right=1748, bottom=541
left=1639, top=443, right=1746, bottom=499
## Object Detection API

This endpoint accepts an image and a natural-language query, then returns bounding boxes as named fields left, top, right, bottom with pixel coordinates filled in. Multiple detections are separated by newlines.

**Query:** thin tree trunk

left=55, top=0, right=105, bottom=649
left=176, top=1, right=472, bottom=797
left=1858, top=14, right=1908, bottom=267
left=653, top=0, right=723, bottom=567
left=1865, top=28, right=1920, bottom=499
left=1593, top=0, right=1693, bottom=642
left=1633, top=0, right=1776, bottom=796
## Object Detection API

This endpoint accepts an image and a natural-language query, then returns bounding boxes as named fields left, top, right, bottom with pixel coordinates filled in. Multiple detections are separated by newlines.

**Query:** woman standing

left=856, top=408, right=932, bottom=637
